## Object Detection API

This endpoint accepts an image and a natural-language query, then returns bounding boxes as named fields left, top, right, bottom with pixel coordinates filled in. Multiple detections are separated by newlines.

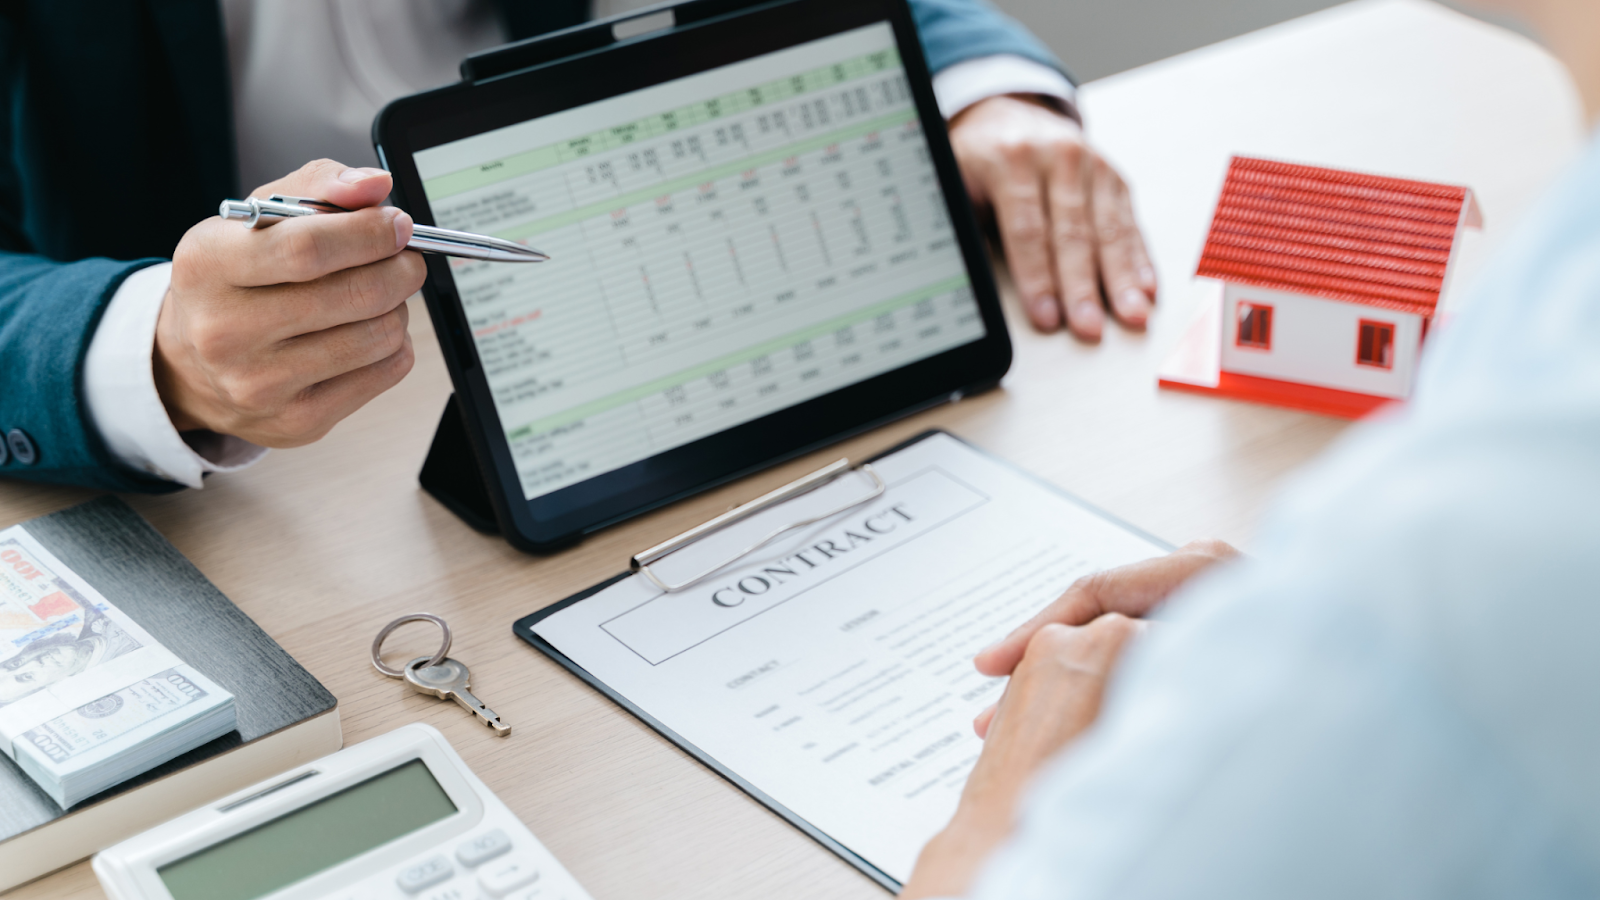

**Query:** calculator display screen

left=414, top=21, right=984, bottom=502
left=157, top=759, right=457, bottom=900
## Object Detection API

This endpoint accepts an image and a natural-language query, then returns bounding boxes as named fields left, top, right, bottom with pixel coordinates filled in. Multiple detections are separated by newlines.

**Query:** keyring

left=371, top=613, right=451, bottom=678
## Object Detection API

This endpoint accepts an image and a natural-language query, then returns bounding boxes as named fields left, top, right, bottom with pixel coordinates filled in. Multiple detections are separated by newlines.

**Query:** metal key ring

left=371, top=613, right=451, bottom=678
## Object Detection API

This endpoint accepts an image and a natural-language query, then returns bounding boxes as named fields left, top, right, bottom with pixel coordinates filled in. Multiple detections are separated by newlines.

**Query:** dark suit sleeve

left=907, top=0, right=1072, bottom=84
left=0, top=252, right=181, bottom=493
left=0, top=19, right=182, bottom=494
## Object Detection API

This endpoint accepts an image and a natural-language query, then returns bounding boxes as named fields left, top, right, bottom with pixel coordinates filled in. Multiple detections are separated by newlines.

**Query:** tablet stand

left=419, top=394, right=501, bottom=534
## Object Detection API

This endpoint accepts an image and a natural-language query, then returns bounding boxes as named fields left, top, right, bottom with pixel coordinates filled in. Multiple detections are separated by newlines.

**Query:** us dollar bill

left=0, top=533, right=145, bottom=709
left=19, top=669, right=208, bottom=764
left=0, top=525, right=236, bottom=808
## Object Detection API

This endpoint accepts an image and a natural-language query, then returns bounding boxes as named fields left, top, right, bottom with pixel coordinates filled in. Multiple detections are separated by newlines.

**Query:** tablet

left=376, top=0, right=1011, bottom=552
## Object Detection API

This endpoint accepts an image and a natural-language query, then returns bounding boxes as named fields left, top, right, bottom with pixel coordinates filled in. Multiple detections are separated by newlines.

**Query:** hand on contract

left=948, top=95, right=1157, bottom=340
left=900, top=612, right=1144, bottom=899
left=972, top=538, right=1239, bottom=737
left=154, top=159, right=427, bottom=446
left=898, top=540, right=1240, bottom=899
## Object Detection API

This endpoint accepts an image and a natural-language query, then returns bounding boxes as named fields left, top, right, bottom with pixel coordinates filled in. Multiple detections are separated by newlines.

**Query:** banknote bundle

left=0, top=525, right=236, bottom=808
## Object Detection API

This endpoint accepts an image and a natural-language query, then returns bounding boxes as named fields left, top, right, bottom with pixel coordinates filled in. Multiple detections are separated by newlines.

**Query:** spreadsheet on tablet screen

left=416, top=23, right=983, bottom=501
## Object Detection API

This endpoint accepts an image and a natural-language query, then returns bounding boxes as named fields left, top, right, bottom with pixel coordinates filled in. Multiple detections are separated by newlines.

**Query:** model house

left=1160, top=156, right=1480, bottom=418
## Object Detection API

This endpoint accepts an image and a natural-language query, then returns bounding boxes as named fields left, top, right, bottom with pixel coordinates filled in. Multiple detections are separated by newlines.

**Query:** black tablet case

left=0, top=498, right=337, bottom=838
left=381, top=0, right=1014, bottom=553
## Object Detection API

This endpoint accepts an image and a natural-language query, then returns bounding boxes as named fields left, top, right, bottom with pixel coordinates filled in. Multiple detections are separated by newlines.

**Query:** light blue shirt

left=966, top=131, right=1600, bottom=899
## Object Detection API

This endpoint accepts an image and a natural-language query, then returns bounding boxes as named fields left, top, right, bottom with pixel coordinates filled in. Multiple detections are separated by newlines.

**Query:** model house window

left=1236, top=302, right=1272, bottom=349
left=1357, top=320, right=1395, bottom=369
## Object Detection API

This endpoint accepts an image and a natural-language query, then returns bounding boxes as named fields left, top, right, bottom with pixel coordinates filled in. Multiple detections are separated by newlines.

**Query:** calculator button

left=396, top=855, right=454, bottom=893
left=477, top=858, right=539, bottom=897
left=456, top=828, right=513, bottom=867
left=417, top=883, right=473, bottom=900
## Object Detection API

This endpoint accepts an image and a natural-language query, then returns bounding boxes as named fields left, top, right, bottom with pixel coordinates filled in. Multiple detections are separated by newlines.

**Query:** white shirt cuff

left=932, top=54, right=1078, bottom=121
left=83, top=262, right=269, bottom=488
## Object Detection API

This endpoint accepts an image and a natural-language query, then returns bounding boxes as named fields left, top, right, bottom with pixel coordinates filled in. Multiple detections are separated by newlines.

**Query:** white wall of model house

left=1217, top=283, right=1424, bottom=399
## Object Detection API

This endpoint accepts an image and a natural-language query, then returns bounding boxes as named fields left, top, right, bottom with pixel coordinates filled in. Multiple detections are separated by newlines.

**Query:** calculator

left=93, top=723, right=592, bottom=900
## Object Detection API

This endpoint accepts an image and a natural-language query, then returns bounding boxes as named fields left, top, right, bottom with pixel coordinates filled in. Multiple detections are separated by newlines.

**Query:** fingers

left=975, top=609, right=1144, bottom=740
left=974, top=613, right=1148, bottom=739
left=1178, top=538, right=1243, bottom=562
left=228, top=328, right=416, bottom=448
left=1026, top=615, right=1144, bottom=677
left=155, top=248, right=424, bottom=446
left=947, top=96, right=1163, bottom=340
left=252, top=158, right=394, bottom=211
left=987, top=152, right=1061, bottom=332
left=967, top=615, right=1142, bottom=797
left=975, top=580, right=1104, bottom=678
left=156, top=158, right=423, bottom=446
left=989, top=615, right=1140, bottom=737
left=973, top=539, right=1240, bottom=678
left=272, top=299, right=411, bottom=389
left=190, top=204, right=413, bottom=289
left=189, top=159, right=412, bottom=290
left=973, top=702, right=998, bottom=739
left=1089, top=157, right=1156, bottom=327
left=903, top=615, right=1144, bottom=898
left=169, top=244, right=424, bottom=352
left=260, top=248, right=427, bottom=336
left=912, top=613, right=1146, bottom=900
left=268, top=331, right=416, bottom=447
left=160, top=302, right=417, bottom=448
left=1043, top=141, right=1103, bottom=341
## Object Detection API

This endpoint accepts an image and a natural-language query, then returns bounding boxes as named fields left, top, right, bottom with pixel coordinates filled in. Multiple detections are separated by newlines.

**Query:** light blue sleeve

left=906, top=0, right=1070, bottom=82
left=963, top=134, right=1600, bottom=899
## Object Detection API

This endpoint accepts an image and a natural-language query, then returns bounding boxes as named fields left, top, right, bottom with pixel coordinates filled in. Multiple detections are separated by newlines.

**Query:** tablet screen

left=414, top=23, right=983, bottom=500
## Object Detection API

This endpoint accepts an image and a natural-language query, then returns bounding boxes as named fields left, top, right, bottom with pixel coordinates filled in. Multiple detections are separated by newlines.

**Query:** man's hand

left=948, top=95, right=1156, bottom=340
left=154, top=159, right=426, bottom=446
left=901, top=614, right=1144, bottom=900
left=972, top=539, right=1238, bottom=738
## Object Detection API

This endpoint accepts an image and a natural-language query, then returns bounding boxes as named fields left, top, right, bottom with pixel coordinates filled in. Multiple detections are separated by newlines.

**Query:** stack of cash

left=0, top=526, right=236, bottom=808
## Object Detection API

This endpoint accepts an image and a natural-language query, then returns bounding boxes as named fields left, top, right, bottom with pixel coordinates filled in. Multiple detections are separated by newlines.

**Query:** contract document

left=520, top=432, right=1167, bottom=886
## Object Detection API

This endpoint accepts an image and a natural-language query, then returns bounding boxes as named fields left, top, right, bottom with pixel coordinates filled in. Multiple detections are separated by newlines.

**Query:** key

left=404, top=657, right=512, bottom=736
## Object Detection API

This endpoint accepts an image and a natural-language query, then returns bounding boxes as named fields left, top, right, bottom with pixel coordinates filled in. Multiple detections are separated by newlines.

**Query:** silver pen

left=218, top=195, right=549, bottom=263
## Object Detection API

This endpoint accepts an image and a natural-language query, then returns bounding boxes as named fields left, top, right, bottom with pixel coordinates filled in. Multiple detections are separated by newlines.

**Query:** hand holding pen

left=151, top=161, right=448, bottom=450
left=220, top=196, right=548, bottom=263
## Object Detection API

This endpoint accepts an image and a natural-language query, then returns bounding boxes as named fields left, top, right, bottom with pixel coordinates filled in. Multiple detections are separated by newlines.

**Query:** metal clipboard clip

left=631, top=459, right=886, bottom=594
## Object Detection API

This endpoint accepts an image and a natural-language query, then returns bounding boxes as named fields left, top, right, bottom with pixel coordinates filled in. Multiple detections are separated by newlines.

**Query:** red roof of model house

left=1195, top=157, right=1480, bottom=317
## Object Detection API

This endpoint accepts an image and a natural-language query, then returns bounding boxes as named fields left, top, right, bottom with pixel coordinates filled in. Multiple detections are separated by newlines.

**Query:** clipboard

left=513, top=430, right=1171, bottom=891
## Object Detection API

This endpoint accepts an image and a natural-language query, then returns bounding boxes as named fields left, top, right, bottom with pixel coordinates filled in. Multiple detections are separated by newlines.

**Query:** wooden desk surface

left=6, top=2, right=1580, bottom=897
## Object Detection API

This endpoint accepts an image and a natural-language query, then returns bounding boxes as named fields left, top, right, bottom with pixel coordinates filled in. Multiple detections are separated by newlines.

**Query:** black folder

left=0, top=497, right=341, bottom=890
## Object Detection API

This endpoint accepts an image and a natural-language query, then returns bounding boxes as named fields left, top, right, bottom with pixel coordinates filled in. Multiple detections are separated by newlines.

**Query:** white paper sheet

left=533, top=433, right=1167, bottom=882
